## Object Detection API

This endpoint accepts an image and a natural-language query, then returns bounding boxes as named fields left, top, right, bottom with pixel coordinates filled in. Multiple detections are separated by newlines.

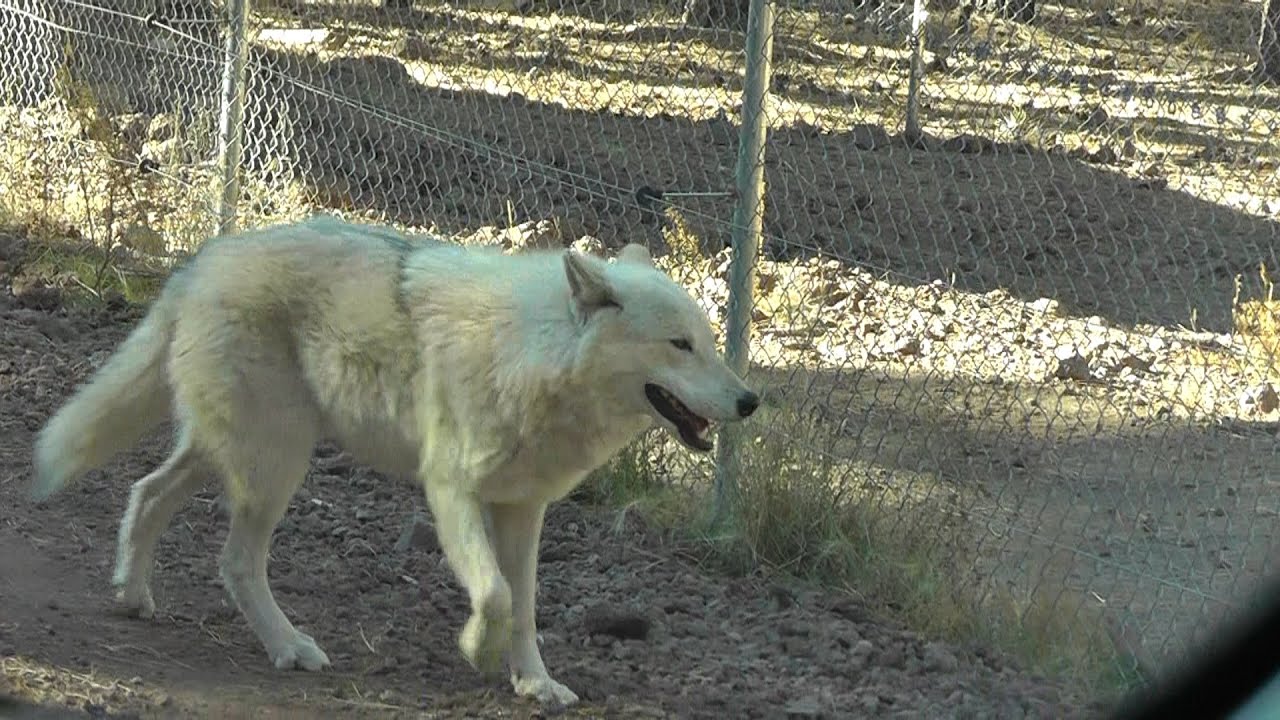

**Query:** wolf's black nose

left=737, top=391, right=760, bottom=418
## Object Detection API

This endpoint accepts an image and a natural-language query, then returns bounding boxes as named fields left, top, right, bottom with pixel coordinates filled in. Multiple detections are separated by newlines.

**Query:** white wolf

left=30, top=215, right=759, bottom=707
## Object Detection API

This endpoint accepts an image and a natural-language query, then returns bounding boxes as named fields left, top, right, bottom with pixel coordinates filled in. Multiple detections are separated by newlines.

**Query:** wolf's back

left=30, top=291, right=177, bottom=501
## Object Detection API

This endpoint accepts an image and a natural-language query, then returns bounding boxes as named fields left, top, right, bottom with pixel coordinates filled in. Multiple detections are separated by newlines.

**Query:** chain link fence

left=3, top=0, right=1279, bottom=703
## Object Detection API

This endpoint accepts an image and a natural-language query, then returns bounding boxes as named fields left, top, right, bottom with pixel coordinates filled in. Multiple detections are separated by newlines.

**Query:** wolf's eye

left=670, top=338, right=693, bottom=352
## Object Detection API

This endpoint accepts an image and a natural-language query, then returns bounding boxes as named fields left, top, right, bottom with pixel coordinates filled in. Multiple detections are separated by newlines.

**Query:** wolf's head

left=563, top=244, right=759, bottom=452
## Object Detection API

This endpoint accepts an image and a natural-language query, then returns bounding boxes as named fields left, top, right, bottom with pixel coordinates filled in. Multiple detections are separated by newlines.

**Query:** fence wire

left=3, top=0, right=1279, bottom=705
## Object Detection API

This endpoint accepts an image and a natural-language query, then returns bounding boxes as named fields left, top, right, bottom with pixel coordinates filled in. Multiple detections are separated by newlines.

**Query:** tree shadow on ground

left=34, top=0, right=1280, bottom=335
left=739, top=357, right=1280, bottom=695
left=141, top=51, right=1280, bottom=331
left=286, top=0, right=869, bottom=62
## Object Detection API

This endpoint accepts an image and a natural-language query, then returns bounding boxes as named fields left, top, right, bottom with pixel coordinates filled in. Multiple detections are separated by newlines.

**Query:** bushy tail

left=30, top=300, right=175, bottom=502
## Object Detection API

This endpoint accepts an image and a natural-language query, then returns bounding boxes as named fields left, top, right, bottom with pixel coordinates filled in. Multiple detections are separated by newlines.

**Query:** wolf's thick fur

left=31, top=216, right=758, bottom=707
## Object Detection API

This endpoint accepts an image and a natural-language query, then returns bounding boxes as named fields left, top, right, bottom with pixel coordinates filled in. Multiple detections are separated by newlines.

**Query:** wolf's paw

left=459, top=611, right=512, bottom=674
left=270, top=631, right=331, bottom=672
left=114, top=583, right=155, bottom=619
left=513, top=673, right=580, bottom=708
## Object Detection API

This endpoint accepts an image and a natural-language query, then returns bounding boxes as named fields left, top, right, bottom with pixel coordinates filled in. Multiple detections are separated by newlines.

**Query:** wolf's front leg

left=489, top=500, right=580, bottom=708
left=424, top=481, right=513, bottom=673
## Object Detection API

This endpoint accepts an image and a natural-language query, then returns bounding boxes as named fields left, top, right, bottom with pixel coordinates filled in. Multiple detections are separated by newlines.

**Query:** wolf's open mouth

left=644, top=383, right=713, bottom=452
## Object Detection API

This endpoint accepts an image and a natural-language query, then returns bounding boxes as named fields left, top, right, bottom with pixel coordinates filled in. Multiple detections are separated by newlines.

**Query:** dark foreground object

left=1113, top=575, right=1280, bottom=720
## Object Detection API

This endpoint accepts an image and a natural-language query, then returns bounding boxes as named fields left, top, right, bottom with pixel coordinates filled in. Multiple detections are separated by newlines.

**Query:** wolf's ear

left=564, top=251, right=621, bottom=318
left=616, top=243, right=653, bottom=267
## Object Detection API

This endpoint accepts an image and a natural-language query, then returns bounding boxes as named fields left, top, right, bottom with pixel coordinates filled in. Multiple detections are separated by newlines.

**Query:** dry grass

left=13, top=238, right=168, bottom=306
left=1233, top=263, right=1280, bottom=360
left=582, top=403, right=1143, bottom=697
left=0, top=654, right=169, bottom=714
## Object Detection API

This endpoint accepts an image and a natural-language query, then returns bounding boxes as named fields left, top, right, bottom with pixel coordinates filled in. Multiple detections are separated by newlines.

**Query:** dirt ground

left=0, top=283, right=1109, bottom=718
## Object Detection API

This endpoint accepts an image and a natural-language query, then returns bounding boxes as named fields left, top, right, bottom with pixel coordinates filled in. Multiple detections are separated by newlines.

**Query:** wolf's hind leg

left=181, top=338, right=329, bottom=672
left=113, top=426, right=209, bottom=618
left=215, top=417, right=328, bottom=671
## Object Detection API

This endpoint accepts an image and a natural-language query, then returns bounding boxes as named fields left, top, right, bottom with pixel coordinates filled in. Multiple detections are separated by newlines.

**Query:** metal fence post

left=711, top=0, right=775, bottom=526
left=904, top=0, right=928, bottom=144
left=216, top=0, right=251, bottom=236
